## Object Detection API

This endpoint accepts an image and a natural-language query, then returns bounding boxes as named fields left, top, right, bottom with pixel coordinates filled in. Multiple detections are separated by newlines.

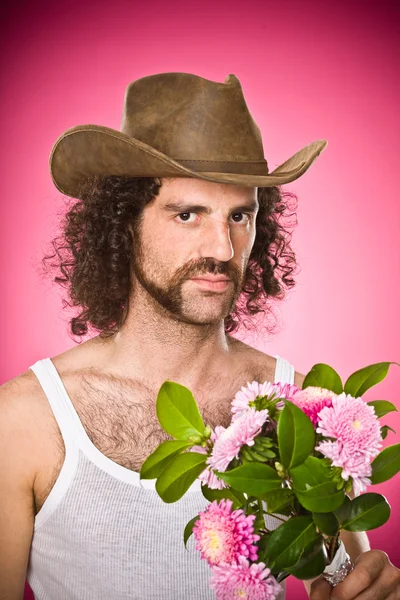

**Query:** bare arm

left=0, top=376, right=37, bottom=600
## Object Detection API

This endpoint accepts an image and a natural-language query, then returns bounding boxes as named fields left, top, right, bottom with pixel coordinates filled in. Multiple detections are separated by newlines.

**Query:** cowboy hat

left=50, top=72, right=327, bottom=198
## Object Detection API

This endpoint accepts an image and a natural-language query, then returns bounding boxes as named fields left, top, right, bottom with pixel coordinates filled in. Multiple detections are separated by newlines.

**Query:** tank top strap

left=273, top=354, right=295, bottom=385
left=29, top=357, right=78, bottom=448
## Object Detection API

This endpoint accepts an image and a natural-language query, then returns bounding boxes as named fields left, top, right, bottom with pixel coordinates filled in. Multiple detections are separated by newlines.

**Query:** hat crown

left=120, top=72, right=268, bottom=169
left=49, top=70, right=328, bottom=199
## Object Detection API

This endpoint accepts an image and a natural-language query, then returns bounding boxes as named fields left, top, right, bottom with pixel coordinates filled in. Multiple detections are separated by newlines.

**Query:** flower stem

left=329, top=531, right=340, bottom=563
left=265, top=513, right=287, bottom=522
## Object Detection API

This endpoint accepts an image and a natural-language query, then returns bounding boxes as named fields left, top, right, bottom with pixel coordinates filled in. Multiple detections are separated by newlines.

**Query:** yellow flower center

left=352, top=419, right=362, bottom=430
left=205, top=530, right=222, bottom=558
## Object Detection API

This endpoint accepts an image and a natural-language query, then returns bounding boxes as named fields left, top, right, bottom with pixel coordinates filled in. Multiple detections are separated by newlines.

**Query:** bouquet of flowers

left=140, top=361, right=400, bottom=599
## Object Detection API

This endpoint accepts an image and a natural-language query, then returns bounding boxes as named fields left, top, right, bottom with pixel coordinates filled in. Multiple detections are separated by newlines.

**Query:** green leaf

left=261, top=516, right=319, bottom=571
left=333, top=495, right=352, bottom=524
left=215, top=463, right=282, bottom=496
left=344, top=362, right=397, bottom=398
left=184, top=515, right=200, bottom=549
left=342, top=493, right=391, bottom=531
left=367, top=400, right=398, bottom=418
left=371, top=444, right=400, bottom=484
left=312, top=512, right=339, bottom=536
left=290, top=456, right=345, bottom=512
left=140, top=440, right=193, bottom=479
left=260, top=488, right=294, bottom=514
left=295, top=483, right=345, bottom=513
left=278, top=401, right=315, bottom=469
left=302, top=363, right=343, bottom=395
left=290, top=456, right=333, bottom=489
left=286, top=536, right=328, bottom=579
left=201, top=485, right=246, bottom=509
left=156, top=381, right=205, bottom=440
left=288, top=550, right=327, bottom=579
left=155, top=451, right=207, bottom=503
left=381, top=425, right=396, bottom=440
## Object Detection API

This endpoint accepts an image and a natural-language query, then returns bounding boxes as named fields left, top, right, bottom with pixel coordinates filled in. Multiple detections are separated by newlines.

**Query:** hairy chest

left=70, top=375, right=238, bottom=472
left=34, top=366, right=273, bottom=513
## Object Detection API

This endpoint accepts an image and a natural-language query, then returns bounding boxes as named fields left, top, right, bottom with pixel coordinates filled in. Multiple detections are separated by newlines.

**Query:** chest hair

left=66, top=368, right=264, bottom=472
left=34, top=362, right=273, bottom=514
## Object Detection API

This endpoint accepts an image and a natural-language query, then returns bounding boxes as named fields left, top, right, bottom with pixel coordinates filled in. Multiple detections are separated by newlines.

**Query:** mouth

left=189, top=277, right=232, bottom=291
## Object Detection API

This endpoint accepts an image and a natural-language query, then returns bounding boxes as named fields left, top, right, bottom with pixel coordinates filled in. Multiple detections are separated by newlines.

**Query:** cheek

left=240, top=235, right=256, bottom=270
left=161, top=225, right=194, bottom=261
left=140, top=235, right=182, bottom=274
left=247, top=225, right=257, bottom=255
left=232, top=227, right=255, bottom=256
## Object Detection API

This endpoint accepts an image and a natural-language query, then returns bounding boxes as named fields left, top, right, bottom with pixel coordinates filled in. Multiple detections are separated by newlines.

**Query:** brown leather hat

left=50, top=72, right=327, bottom=198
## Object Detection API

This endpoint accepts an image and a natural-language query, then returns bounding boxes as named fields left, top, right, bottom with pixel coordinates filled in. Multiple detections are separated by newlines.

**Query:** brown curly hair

left=41, top=175, right=300, bottom=340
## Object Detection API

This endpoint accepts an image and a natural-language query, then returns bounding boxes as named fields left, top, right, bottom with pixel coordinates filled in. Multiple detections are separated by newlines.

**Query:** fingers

left=309, top=550, right=399, bottom=600
left=346, top=568, right=400, bottom=600
left=330, top=550, right=389, bottom=600
left=310, top=577, right=333, bottom=600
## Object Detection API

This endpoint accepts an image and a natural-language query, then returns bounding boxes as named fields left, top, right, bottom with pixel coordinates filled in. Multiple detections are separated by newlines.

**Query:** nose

left=199, top=216, right=234, bottom=263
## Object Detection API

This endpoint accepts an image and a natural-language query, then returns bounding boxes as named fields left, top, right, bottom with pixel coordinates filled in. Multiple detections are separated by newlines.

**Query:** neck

left=93, top=286, right=234, bottom=390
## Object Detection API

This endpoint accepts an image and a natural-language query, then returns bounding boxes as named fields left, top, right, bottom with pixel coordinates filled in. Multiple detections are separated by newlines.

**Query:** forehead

left=156, top=177, right=258, bottom=206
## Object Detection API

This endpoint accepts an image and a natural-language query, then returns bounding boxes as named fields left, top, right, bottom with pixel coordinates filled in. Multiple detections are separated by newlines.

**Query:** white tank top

left=26, top=354, right=294, bottom=599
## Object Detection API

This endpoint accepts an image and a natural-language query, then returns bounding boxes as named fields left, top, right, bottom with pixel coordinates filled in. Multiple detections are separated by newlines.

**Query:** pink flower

left=198, top=468, right=229, bottom=490
left=210, top=555, right=282, bottom=600
left=207, top=408, right=269, bottom=472
left=316, top=392, right=383, bottom=495
left=231, top=380, right=298, bottom=421
left=193, top=499, right=260, bottom=567
left=190, top=445, right=230, bottom=490
left=231, top=381, right=277, bottom=416
left=278, top=382, right=301, bottom=401
left=291, top=386, right=338, bottom=426
left=316, top=439, right=373, bottom=495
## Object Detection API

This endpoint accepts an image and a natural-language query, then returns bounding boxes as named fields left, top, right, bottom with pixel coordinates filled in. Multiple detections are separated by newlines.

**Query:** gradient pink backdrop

left=1, top=0, right=399, bottom=598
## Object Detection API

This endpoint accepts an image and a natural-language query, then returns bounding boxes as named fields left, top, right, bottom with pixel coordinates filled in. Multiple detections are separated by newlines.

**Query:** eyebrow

left=162, top=199, right=259, bottom=214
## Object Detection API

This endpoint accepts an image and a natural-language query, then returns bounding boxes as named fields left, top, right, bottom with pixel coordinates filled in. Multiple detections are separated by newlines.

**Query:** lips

left=189, top=277, right=232, bottom=292
left=190, top=276, right=231, bottom=282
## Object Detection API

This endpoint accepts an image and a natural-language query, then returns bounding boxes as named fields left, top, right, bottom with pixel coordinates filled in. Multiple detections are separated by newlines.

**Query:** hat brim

left=50, top=124, right=328, bottom=198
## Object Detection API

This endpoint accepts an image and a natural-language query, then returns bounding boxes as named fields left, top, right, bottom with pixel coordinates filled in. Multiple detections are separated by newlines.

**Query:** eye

left=231, top=212, right=251, bottom=224
left=174, top=212, right=252, bottom=225
left=176, top=212, right=197, bottom=223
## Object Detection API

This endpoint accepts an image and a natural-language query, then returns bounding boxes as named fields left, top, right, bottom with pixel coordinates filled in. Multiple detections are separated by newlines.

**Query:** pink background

left=1, top=0, right=399, bottom=598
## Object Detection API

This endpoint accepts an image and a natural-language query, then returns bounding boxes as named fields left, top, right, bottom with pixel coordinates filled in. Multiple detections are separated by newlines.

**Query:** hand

left=310, top=550, right=400, bottom=599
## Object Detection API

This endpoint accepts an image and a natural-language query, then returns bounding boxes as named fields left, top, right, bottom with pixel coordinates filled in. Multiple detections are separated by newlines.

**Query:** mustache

left=176, top=257, right=242, bottom=283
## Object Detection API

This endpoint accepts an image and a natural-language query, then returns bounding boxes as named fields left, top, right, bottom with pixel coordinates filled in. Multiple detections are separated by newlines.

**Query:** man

left=0, top=73, right=399, bottom=600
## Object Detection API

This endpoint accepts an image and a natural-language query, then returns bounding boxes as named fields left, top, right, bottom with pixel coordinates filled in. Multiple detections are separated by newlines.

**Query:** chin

left=181, top=310, right=232, bottom=326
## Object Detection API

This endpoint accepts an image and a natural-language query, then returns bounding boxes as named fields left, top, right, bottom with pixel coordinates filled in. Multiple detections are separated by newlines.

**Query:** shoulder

left=0, top=367, right=52, bottom=435
left=293, top=370, right=306, bottom=389
left=0, top=368, right=46, bottom=414
left=0, top=369, right=55, bottom=487
left=228, top=336, right=306, bottom=388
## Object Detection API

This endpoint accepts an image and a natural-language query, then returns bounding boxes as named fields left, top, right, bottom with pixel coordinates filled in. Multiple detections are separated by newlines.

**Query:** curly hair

left=41, top=175, right=300, bottom=340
